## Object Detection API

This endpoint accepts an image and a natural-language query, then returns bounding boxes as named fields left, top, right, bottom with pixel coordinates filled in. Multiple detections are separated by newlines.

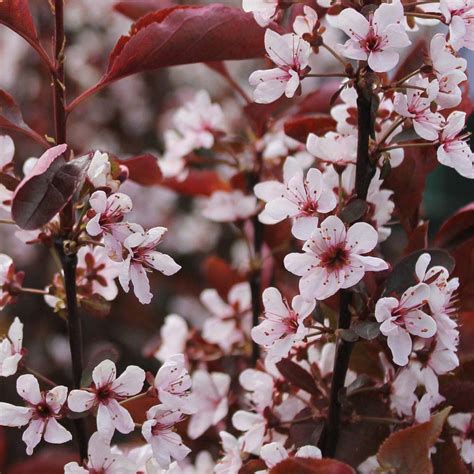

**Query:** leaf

left=377, top=407, right=451, bottom=474
left=284, top=115, right=337, bottom=143
left=383, top=249, right=455, bottom=297
left=0, top=172, right=19, bottom=191
left=100, top=4, right=265, bottom=87
left=114, top=0, right=175, bottom=20
left=352, top=320, right=380, bottom=340
left=339, top=199, right=368, bottom=225
left=403, top=221, right=429, bottom=255
left=385, top=147, right=438, bottom=233
left=434, top=203, right=474, bottom=249
left=118, top=153, right=162, bottom=185
left=276, top=358, right=320, bottom=395
left=270, top=458, right=355, bottom=474
left=162, top=169, right=230, bottom=196
left=0, top=0, right=39, bottom=46
left=0, top=90, right=47, bottom=146
left=451, top=237, right=474, bottom=312
left=201, top=256, right=244, bottom=298
left=12, top=145, right=88, bottom=230
left=432, top=435, right=469, bottom=474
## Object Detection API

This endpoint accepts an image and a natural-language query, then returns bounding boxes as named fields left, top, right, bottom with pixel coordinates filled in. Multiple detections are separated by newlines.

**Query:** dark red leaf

left=0, top=0, right=38, bottom=46
left=432, top=435, right=469, bottom=474
left=403, top=221, right=429, bottom=255
left=377, top=408, right=451, bottom=474
left=270, top=458, right=355, bottom=474
left=284, top=115, right=337, bottom=143
left=0, top=172, right=20, bottom=192
left=276, top=358, right=320, bottom=395
left=385, top=147, right=438, bottom=233
left=162, top=169, right=230, bottom=196
left=114, top=0, right=175, bottom=20
left=0, top=90, right=47, bottom=147
left=101, top=4, right=265, bottom=87
left=451, top=237, right=474, bottom=312
left=296, top=82, right=342, bottom=115
left=434, top=203, right=474, bottom=248
left=12, top=145, right=88, bottom=230
left=118, top=153, right=162, bottom=185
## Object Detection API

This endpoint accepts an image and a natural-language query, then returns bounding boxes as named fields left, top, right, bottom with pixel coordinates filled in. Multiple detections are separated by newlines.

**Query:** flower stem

left=52, top=0, right=88, bottom=460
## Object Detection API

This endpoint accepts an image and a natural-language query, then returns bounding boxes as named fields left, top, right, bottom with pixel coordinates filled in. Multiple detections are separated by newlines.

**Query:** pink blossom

left=242, top=0, right=278, bottom=27
left=154, top=314, right=189, bottom=363
left=64, top=431, right=136, bottom=473
left=0, top=253, right=14, bottom=309
left=0, top=317, right=23, bottom=377
left=0, top=135, right=14, bottom=171
left=249, top=29, right=311, bottom=104
left=430, top=33, right=467, bottom=108
left=437, top=111, right=474, bottom=178
left=375, top=283, right=436, bottom=366
left=68, top=359, right=145, bottom=438
left=448, top=413, right=474, bottom=465
left=154, top=354, right=194, bottom=413
left=440, top=0, right=474, bottom=51
left=251, top=287, right=315, bottom=362
left=187, top=370, right=230, bottom=439
left=284, top=215, right=388, bottom=300
left=142, top=405, right=191, bottom=469
left=293, top=6, right=318, bottom=37
left=200, top=282, right=252, bottom=352
left=306, top=132, right=357, bottom=167
left=334, top=1, right=411, bottom=72
left=117, top=227, right=181, bottom=304
left=394, top=77, right=444, bottom=141
left=259, top=442, right=321, bottom=471
left=254, top=157, right=337, bottom=240
left=86, top=191, right=135, bottom=254
left=389, top=366, right=419, bottom=416
left=202, top=190, right=257, bottom=222
left=87, top=151, right=120, bottom=192
left=215, top=431, right=243, bottom=474
left=0, top=374, right=71, bottom=455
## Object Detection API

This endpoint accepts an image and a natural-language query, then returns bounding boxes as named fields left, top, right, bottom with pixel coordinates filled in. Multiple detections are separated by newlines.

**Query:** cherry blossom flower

left=0, top=374, right=71, bottom=455
left=242, top=0, right=279, bottom=27
left=87, top=151, right=120, bottom=192
left=440, top=0, right=474, bottom=51
left=0, top=135, right=14, bottom=171
left=249, top=29, right=311, bottom=104
left=215, top=431, right=243, bottom=474
left=394, top=77, right=444, bottom=141
left=375, top=283, right=436, bottom=366
left=76, top=246, right=120, bottom=302
left=86, top=191, right=135, bottom=253
left=448, top=413, right=474, bottom=466
left=187, top=370, right=231, bottom=439
left=202, top=190, right=257, bottom=223
left=154, top=354, right=194, bottom=413
left=284, top=215, right=388, bottom=300
left=389, top=366, right=419, bottom=416
left=64, top=431, right=136, bottom=473
left=429, top=33, right=467, bottom=108
left=254, top=157, right=337, bottom=240
left=437, top=111, right=474, bottom=178
left=173, top=90, right=227, bottom=150
left=306, top=132, right=357, bottom=167
left=334, top=1, right=411, bottom=72
left=0, top=253, right=16, bottom=309
left=259, top=442, right=321, bottom=471
left=200, top=282, right=252, bottom=352
left=116, top=227, right=181, bottom=304
left=68, top=359, right=145, bottom=438
left=293, top=6, right=318, bottom=37
left=142, top=405, right=191, bottom=469
left=0, top=317, right=23, bottom=377
left=232, top=369, right=274, bottom=453
left=251, top=287, right=315, bottom=362
left=154, top=314, right=189, bottom=363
